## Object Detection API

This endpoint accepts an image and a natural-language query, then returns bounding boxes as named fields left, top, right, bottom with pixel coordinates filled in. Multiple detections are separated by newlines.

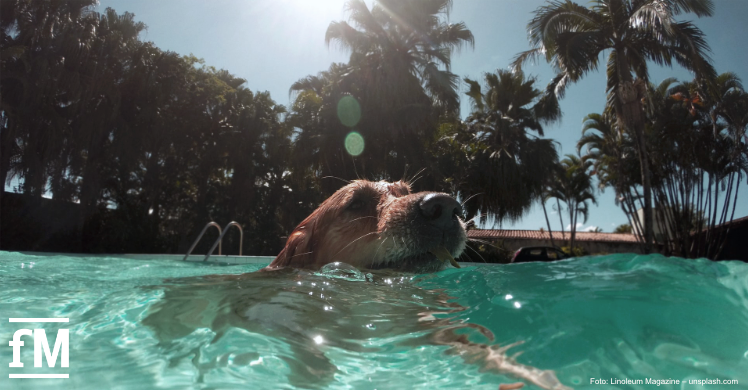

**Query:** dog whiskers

left=322, top=176, right=352, bottom=185
left=373, top=237, right=387, bottom=257
left=347, top=216, right=378, bottom=224
left=332, top=231, right=379, bottom=258
left=468, top=238, right=503, bottom=251
left=289, top=251, right=313, bottom=259
left=407, top=168, right=427, bottom=187
left=460, top=192, right=483, bottom=208
left=407, top=167, right=426, bottom=183
left=465, top=243, right=487, bottom=263
left=372, top=236, right=390, bottom=264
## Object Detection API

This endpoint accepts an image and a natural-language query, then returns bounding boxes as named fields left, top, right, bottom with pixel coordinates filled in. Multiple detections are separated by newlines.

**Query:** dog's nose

left=419, top=193, right=462, bottom=229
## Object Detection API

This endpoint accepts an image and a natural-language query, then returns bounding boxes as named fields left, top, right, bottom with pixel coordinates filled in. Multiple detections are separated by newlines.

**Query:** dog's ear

left=263, top=185, right=351, bottom=271
left=264, top=225, right=316, bottom=271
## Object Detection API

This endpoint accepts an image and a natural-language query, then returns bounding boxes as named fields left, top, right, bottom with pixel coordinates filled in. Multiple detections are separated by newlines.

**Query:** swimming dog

left=264, top=180, right=465, bottom=273
left=144, top=180, right=571, bottom=390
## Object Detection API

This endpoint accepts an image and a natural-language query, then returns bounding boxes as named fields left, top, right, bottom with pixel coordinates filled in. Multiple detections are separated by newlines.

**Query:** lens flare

left=345, top=132, right=365, bottom=156
left=337, top=95, right=361, bottom=127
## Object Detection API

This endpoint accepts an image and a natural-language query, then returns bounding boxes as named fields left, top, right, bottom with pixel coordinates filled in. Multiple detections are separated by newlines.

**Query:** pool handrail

left=203, top=221, right=243, bottom=261
left=183, top=222, right=222, bottom=261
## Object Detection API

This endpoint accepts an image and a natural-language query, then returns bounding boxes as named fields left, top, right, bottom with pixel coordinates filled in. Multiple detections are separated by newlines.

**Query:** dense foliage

left=514, top=0, right=717, bottom=252
left=579, top=75, right=748, bottom=258
left=1, top=0, right=744, bottom=260
left=1, top=0, right=303, bottom=253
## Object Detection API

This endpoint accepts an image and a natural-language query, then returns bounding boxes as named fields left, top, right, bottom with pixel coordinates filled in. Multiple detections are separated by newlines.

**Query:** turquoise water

left=1, top=251, right=747, bottom=389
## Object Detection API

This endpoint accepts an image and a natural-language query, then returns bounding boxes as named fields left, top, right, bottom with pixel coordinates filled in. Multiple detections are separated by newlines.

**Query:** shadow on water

left=142, top=262, right=568, bottom=389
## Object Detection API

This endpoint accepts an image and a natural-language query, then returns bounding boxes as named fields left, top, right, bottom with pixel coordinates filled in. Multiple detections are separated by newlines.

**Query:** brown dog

left=143, top=180, right=570, bottom=390
left=265, top=180, right=466, bottom=272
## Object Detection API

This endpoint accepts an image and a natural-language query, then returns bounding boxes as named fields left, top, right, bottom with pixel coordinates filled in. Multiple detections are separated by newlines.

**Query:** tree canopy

left=1, top=0, right=744, bottom=260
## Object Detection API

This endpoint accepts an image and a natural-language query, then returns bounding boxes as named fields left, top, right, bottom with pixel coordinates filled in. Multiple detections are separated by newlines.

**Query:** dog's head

left=265, top=180, right=466, bottom=272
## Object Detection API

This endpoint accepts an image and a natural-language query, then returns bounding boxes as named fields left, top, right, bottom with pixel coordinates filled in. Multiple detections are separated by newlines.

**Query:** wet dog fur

left=143, top=180, right=570, bottom=389
left=264, top=180, right=466, bottom=273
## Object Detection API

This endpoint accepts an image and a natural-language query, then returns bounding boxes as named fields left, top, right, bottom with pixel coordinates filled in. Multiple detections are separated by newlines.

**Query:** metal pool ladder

left=183, top=221, right=243, bottom=261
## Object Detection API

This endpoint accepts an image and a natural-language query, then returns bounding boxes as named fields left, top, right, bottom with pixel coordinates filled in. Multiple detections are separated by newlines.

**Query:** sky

left=93, top=0, right=748, bottom=233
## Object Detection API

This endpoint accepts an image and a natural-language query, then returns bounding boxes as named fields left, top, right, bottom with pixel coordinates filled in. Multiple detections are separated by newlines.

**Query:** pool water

left=1, top=251, right=747, bottom=389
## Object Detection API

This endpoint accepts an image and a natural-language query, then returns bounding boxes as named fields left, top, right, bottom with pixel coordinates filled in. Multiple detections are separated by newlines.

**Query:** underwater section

left=0, top=251, right=746, bottom=389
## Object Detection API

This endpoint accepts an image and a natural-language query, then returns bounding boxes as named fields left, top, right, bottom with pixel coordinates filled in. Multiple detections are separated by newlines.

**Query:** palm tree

left=614, top=224, right=633, bottom=233
left=288, top=63, right=362, bottom=192
left=323, top=0, right=474, bottom=179
left=548, top=155, right=597, bottom=251
left=577, top=111, right=645, bottom=239
left=555, top=198, right=566, bottom=239
left=648, top=74, right=748, bottom=257
left=513, top=0, right=717, bottom=253
left=581, top=75, right=747, bottom=258
left=540, top=187, right=557, bottom=248
left=327, top=0, right=474, bottom=114
left=460, top=69, right=561, bottom=224
left=702, top=73, right=748, bottom=257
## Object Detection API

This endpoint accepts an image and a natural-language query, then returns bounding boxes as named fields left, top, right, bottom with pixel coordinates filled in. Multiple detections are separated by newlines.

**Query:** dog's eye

left=347, top=199, right=366, bottom=211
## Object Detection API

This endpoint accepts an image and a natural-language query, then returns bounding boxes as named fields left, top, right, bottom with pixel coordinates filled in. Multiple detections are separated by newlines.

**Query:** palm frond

left=463, top=77, right=484, bottom=112
left=433, top=21, right=475, bottom=53
left=325, top=20, right=369, bottom=53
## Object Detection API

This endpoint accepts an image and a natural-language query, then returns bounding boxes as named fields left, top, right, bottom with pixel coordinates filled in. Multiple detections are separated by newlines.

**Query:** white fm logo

left=7, top=318, right=69, bottom=379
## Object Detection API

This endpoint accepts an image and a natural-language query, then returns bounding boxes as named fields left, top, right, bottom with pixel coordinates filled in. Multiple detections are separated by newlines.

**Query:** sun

left=277, top=0, right=347, bottom=21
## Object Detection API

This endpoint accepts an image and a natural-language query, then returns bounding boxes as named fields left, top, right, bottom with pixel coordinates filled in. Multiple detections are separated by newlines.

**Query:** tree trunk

left=143, top=144, right=165, bottom=217
left=0, top=117, right=15, bottom=195
left=556, top=198, right=565, bottom=245
left=23, top=121, right=48, bottom=200
left=78, top=152, right=102, bottom=223
left=636, top=124, right=654, bottom=254
left=542, top=198, right=556, bottom=248
left=569, top=204, right=576, bottom=252
left=617, top=79, right=654, bottom=254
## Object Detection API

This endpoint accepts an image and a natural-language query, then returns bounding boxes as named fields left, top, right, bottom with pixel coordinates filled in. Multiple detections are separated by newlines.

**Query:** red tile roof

left=691, top=214, right=748, bottom=236
left=467, top=229, right=641, bottom=243
left=716, top=215, right=748, bottom=228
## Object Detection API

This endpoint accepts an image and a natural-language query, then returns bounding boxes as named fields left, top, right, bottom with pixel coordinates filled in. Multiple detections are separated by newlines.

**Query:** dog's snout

left=419, top=193, right=461, bottom=229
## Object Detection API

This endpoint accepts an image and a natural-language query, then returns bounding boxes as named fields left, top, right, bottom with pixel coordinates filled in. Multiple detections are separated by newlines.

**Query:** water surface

left=1, top=251, right=747, bottom=389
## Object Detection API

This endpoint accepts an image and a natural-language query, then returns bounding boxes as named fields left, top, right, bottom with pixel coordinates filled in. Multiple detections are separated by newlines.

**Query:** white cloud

left=565, top=223, right=601, bottom=232
left=566, top=222, right=584, bottom=230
